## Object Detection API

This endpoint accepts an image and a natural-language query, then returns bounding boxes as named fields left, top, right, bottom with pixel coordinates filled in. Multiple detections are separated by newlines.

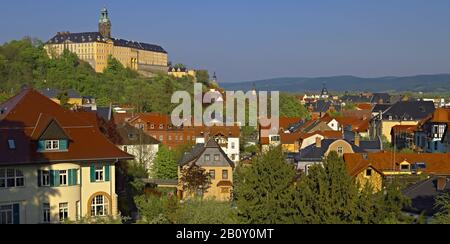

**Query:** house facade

left=116, top=123, right=160, bottom=174
left=178, top=140, right=234, bottom=201
left=415, top=108, right=450, bottom=153
left=370, top=101, right=435, bottom=142
left=0, top=89, right=133, bottom=224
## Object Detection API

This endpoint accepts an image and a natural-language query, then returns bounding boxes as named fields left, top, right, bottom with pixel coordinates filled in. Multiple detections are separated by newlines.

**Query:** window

left=0, top=169, right=24, bottom=188
left=8, top=140, right=15, bottom=150
left=401, top=164, right=410, bottom=171
left=231, top=142, right=236, bottom=150
left=95, top=166, right=104, bottom=182
left=231, top=154, right=236, bottom=161
left=168, top=136, right=172, bottom=141
left=270, top=136, right=280, bottom=142
left=204, top=154, right=211, bottom=162
left=159, top=124, right=164, bottom=129
left=159, top=135, right=164, bottom=142
left=59, top=203, right=68, bottom=222
left=41, top=170, right=50, bottom=186
left=214, top=154, right=220, bottom=161
left=209, top=170, right=216, bottom=180
left=365, top=169, right=372, bottom=177
left=337, top=147, right=344, bottom=156
left=43, top=203, right=50, bottom=223
left=91, top=195, right=109, bottom=217
left=0, top=205, right=13, bottom=225
left=45, top=140, right=60, bottom=151
left=59, top=170, right=67, bottom=186
left=222, top=170, right=229, bottom=180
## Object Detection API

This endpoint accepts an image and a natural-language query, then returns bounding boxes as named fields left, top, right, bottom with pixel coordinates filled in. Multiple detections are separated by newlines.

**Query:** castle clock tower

left=99, top=8, right=112, bottom=38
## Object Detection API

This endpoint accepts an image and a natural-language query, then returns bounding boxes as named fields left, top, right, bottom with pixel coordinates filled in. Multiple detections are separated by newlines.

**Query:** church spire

left=99, top=7, right=112, bottom=38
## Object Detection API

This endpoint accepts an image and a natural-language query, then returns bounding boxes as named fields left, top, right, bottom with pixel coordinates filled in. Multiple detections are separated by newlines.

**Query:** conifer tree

left=234, top=146, right=297, bottom=224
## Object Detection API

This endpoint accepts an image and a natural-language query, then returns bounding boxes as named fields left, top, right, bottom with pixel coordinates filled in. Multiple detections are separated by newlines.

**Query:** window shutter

left=90, top=164, right=96, bottom=183
left=60, top=140, right=68, bottom=150
left=105, top=164, right=110, bottom=182
left=73, top=169, right=78, bottom=185
left=49, top=170, right=55, bottom=187
left=37, top=170, right=42, bottom=187
left=55, top=170, right=60, bottom=186
left=13, top=204, right=20, bottom=224
left=68, top=169, right=74, bottom=186
left=37, top=140, right=45, bottom=152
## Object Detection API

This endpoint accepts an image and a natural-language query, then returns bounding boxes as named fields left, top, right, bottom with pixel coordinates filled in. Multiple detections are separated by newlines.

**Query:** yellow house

left=370, top=100, right=435, bottom=143
left=346, top=162, right=384, bottom=193
left=44, top=8, right=168, bottom=74
left=178, top=139, right=234, bottom=201
left=0, top=89, right=133, bottom=224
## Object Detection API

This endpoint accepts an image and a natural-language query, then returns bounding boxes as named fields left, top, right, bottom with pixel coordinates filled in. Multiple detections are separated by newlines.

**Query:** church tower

left=99, top=8, right=112, bottom=38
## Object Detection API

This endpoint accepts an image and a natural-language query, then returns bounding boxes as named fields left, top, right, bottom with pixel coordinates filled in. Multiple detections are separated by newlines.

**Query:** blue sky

left=1, top=0, right=450, bottom=82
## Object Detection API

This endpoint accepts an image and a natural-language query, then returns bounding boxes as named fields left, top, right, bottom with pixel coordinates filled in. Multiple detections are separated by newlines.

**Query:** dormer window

left=38, top=140, right=68, bottom=152
left=8, top=140, right=16, bottom=150
left=45, top=140, right=60, bottom=150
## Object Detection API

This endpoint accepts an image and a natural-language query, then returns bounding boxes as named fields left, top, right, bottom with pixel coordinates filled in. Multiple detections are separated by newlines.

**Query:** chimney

left=316, top=137, right=322, bottom=148
left=437, top=177, right=447, bottom=191
left=355, top=133, right=360, bottom=147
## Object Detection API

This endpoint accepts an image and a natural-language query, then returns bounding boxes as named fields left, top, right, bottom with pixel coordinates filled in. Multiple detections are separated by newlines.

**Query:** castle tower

left=99, top=8, right=112, bottom=38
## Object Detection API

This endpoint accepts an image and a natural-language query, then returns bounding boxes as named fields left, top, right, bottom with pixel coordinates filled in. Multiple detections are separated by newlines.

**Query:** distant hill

left=220, top=74, right=450, bottom=93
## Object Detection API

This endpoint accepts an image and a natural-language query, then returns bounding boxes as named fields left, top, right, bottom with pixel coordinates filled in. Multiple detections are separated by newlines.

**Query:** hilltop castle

left=44, top=8, right=168, bottom=75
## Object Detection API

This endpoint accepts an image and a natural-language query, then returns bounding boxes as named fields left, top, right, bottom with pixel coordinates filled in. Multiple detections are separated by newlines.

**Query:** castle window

left=365, top=169, right=372, bottom=177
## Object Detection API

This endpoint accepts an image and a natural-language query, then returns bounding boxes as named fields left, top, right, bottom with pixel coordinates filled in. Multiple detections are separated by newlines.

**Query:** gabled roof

left=295, top=139, right=365, bottom=162
left=344, top=153, right=450, bottom=175
left=179, top=139, right=234, bottom=168
left=116, top=123, right=160, bottom=146
left=0, top=89, right=133, bottom=166
left=46, top=32, right=167, bottom=54
left=402, top=176, right=450, bottom=216
left=382, top=101, right=435, bottom=121
left=112, top=38, right=167, bottom=54
left=47, top=32, right=108, bottom=44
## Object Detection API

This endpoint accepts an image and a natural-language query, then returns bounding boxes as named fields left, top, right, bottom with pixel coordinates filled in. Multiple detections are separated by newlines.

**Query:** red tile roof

left=344, top=153, right=450, bottom=177
left=336, top=117, right=369, bottom=132
left=356, top=103, right=374, bottom=111
left=0, top=89, right=133, bottom=166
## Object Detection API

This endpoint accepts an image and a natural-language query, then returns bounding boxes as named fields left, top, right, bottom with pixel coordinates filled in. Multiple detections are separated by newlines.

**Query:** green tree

left=57, top=91, right=71, bottom=109
left=174, top=199, right=238, bottom=224
left=195, top=70, right=210, bottom=84
left=293, top=152, right=411, bottom=224
left=431, top=194, right=450, bottom=224
left=234, top=146, right=297, bottom=224
left=179, top=165, right=212, bottom=198
left=151, top=146, right=178, bottom=180
left=279, top=93, right=310, bottom=119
